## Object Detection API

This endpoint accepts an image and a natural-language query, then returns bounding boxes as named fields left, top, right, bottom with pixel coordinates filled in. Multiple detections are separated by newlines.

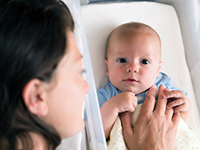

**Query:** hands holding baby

left=106, top=83, right=192, bottom=150
left=120, top=85, right=181, bottom=150
left=101, top=83, right=191, bottom=142
left=164, top=88, right=192, bottom=122
left=113, top=85, right=191, bottom=120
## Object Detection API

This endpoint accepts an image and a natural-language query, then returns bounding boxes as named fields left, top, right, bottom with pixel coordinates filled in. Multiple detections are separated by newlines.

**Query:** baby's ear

left=104, top=59, right=109, bottom=76
left=157, top=61, right=163, bottom=76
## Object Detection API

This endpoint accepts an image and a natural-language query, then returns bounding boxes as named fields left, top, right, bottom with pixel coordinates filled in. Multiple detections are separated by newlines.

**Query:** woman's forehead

left=60, top=31, right=82, bottom=65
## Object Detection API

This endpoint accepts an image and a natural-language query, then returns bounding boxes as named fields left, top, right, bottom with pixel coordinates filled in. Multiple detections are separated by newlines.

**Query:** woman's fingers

left=121, top=84, right=181, bottom=150
left=141, top=85, right=157, bottom=114
left=173, top=104, right=187, bottom=113
left=163, top=89, right=183, bottom=99
left=120, top=111, right=134, bottom=135
left=172, top=112, right=180, bottom=127
left=120, top=111, right=135, bottom=150
left=155, top=85, right=168, bottom=114
left=167, top=98, right=184, bottom=108
left=165, top=107, right=174, bottom=121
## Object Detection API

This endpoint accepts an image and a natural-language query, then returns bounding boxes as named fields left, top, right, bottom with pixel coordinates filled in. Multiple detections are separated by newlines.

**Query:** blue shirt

left=97, top=72, right=187, bottom=107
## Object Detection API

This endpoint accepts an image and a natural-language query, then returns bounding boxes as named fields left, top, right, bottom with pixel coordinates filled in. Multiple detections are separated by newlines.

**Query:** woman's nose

left=127, top=62, right=139, bottom=73
left=83, top=79, right=90, bottom=94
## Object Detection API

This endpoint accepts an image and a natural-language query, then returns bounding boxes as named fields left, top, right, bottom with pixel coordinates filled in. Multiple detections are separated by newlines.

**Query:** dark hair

left=0, top=0, right=74, bottom=149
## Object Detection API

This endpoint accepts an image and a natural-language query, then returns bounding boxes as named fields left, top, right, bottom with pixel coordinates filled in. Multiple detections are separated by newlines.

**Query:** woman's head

left=38, top=30, right=90, bottom=139
left=0, top=0, right=89, bottom=149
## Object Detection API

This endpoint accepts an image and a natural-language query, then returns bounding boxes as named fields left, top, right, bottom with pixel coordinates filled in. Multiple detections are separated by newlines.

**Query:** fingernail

left=162, top=93, right=166, bottom=98
left=163, top=88, right=169, bottom=92
left=161, top=84, right=165, bottom=87
left=152, top=84, right=157, bottom=89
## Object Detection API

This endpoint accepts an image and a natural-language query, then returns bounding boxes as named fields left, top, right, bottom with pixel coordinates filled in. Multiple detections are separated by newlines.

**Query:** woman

left=0, top=0, right=179, bottom=149
left=0, top=0, right=89, bottom=149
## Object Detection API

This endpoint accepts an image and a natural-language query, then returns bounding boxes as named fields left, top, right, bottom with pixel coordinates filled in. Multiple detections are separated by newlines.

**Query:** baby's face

left=105, top=31, right=162, bottom=94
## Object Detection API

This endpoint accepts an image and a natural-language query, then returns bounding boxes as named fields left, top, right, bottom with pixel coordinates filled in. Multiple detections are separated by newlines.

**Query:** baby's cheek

left=143, top=75, right=156, bottom=86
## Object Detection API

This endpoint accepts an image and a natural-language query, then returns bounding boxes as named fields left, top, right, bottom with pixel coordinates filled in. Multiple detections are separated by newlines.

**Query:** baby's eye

left=117, top=58, right=127, bottom=63
left=140, top=59, right=150, bottom=65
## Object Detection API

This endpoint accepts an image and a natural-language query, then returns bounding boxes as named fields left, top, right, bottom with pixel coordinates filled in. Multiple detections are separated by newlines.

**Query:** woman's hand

left=164, top=89, right=192, bottom=122
left=120, top=85, right=180, bottom=150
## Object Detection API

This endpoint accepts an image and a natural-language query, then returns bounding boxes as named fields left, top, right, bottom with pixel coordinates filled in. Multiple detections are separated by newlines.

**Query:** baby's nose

left=127, top=63, right=139, bottom=73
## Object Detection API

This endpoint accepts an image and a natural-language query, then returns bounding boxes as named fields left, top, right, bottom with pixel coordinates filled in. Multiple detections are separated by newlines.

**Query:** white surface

left=81, top=1, right=200, bottom=138
left=80, top=0, right=89, bottom=5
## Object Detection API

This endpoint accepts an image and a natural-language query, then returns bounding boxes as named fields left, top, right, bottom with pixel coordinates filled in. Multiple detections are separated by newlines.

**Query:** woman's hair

left=0, top=0, right=74, bottom=149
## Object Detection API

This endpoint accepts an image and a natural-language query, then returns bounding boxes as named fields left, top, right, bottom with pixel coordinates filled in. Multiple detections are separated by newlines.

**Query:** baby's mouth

left=124, top=78, right=138, bottom=82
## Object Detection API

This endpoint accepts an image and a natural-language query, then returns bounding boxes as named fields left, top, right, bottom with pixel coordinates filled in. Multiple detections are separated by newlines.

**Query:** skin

left=41, top=31, right=90, bottom=139
left=120, top=85, right=180, bottom=150
left=105, top=27, right=162, bottom=94
left=164, top=88, right=192, bottom=123
left=22, top=30, right=89, bottom=149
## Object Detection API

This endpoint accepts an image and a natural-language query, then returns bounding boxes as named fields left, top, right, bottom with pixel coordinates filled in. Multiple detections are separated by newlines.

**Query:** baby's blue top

left=97, top=72, right=187, bottom=107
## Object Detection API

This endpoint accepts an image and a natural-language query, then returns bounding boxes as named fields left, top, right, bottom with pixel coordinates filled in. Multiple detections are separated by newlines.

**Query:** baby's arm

left=100, top=92, right=137, bottom=139
left=163, top=88, right=192, bottom=122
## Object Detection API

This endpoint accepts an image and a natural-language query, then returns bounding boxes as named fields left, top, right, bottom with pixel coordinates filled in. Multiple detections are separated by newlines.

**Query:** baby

left=97, top=22, right=200, bottom=149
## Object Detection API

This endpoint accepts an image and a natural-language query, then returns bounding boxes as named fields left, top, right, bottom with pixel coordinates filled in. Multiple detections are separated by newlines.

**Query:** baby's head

left=105, top=22, right=162, bottom=94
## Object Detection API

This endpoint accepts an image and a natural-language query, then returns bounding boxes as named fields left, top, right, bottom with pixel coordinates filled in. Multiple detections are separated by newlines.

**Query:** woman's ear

left=22, top=79, right=48, bottom=117
left=104, top=59, right=109, bottom=76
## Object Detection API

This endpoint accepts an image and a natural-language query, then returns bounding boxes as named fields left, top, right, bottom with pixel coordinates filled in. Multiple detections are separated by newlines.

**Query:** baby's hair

left=105, top=22, right=161, bottom=59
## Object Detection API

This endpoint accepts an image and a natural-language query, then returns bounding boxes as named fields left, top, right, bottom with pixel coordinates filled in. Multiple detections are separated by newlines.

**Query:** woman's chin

left=61, top=120, right=85, bottom=140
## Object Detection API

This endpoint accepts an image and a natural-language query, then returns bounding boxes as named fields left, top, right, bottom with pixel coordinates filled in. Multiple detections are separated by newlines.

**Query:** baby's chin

left=121, top=89, right=142, bottom=95
left=121, top=87, right=149, bottom=95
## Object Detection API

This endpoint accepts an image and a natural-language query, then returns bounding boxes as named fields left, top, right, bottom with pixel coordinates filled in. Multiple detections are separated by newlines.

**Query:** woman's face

left=43, top=30, right=89, bottom=139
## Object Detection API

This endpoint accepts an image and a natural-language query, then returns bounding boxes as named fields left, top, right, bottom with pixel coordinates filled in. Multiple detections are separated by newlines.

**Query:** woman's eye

left=80, top=69, right=86, bottom=75
left=140, top=59, right=150, bottom=65
left=117, top=58, right=127, bottom=63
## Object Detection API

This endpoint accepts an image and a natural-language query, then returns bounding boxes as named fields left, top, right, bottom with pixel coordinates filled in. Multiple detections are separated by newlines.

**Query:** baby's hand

left=111, top=92, right=137, bottom=113
left=163, top=89, right=191, bottom=114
